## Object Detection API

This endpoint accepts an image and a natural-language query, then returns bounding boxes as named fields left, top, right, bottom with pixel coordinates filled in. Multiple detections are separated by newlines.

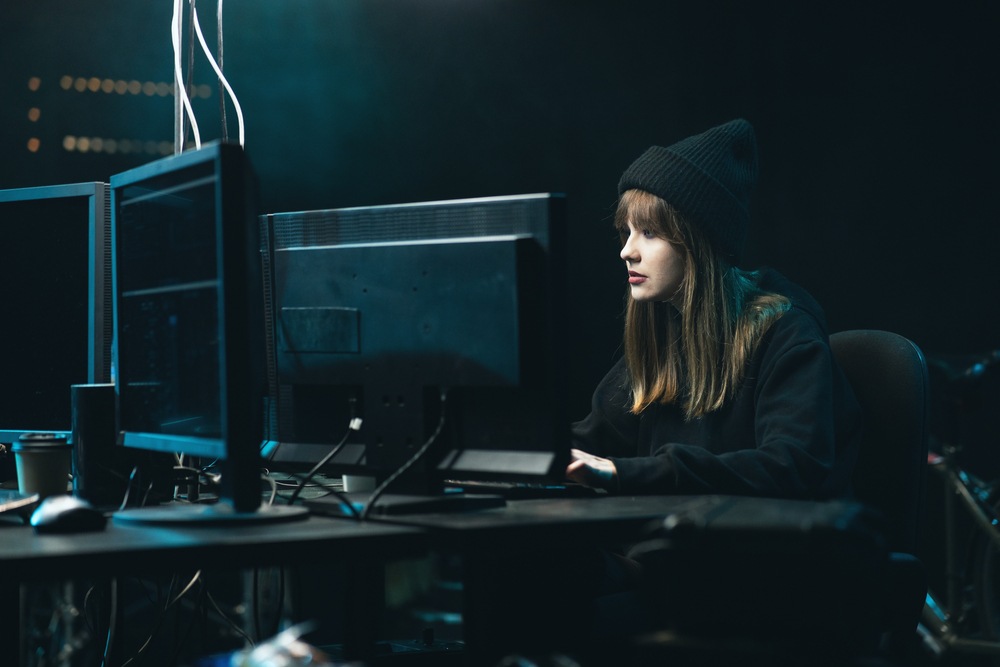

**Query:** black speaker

left=71, top=383, right=127, bottom=507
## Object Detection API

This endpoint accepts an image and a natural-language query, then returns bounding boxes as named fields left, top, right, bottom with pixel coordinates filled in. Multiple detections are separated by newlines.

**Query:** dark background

left=3, top=1, right=999, bottom=467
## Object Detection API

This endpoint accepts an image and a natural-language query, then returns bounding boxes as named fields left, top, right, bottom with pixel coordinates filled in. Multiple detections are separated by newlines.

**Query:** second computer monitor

left=263, top=193, right=570, bottom=493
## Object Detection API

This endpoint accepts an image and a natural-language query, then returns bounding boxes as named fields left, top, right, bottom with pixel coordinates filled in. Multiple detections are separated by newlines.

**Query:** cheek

left=655, top=248, right=682, bottom=275
left=671, top=254, right=686, bottom=278
left=662, top=252, right=686, bottom=289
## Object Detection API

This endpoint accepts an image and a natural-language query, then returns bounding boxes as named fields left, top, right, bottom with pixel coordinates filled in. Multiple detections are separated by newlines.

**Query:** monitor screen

left=0, top=182, right=111, bottom=443
left=111, top=142, right=306, bottom=524
left=262, top=193, right=570, bottom=497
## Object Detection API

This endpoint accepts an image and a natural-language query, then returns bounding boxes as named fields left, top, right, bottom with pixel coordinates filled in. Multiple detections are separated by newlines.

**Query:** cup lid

left=13, top=433, right=71, bottom=451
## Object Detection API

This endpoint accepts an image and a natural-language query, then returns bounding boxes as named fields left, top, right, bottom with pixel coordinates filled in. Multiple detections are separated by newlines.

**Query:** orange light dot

left=27, top=138, right=41, bottom=152
left=27, top=108, right=41, bottom=122
left=27, top=77, right=41, bottom=91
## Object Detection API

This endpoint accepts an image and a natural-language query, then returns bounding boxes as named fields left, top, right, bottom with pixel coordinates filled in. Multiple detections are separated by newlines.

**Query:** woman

left=567, top=118, right=862, bottom=499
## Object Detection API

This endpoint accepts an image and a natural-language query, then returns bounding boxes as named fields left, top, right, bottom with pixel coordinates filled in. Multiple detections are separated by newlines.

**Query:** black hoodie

left=571, top=269, right=862, bottom=499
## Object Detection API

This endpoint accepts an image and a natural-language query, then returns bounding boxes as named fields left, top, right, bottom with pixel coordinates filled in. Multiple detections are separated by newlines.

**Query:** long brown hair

left=615, top=189, right=790, bottom=419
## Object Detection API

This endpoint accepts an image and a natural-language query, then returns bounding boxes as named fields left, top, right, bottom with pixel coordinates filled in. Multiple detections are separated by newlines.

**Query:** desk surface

left=369, top=494, right=715, bottom=551
left=0, top=514, right=426, bottom=583
left=0, top=495, right=696, bottom=581
left=365, top=494, right=876, bottom=552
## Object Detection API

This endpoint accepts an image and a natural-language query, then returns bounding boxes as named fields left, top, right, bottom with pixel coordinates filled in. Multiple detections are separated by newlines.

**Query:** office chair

left=829, top=329, right=929, bottom=556
left=829, top=329, right=930, bottom=655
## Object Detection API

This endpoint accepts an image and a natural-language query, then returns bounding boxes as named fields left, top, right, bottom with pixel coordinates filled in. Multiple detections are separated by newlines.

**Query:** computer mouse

left=30, top=494, right=107, bottom=534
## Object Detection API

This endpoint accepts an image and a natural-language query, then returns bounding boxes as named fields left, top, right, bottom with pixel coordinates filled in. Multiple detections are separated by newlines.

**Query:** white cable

left=171, top=0, right=182, bottom=152
left=172, top=0, right=201, bottom=149
left=172, top=0, right=201, bottom=150
left=193, top=2, right=245, bottom=146
left=217, top=0, right=228, bottom=141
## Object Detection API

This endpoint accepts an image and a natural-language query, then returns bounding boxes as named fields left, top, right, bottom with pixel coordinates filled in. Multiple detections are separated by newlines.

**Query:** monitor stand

left=112, top=502, right=309, bottom=526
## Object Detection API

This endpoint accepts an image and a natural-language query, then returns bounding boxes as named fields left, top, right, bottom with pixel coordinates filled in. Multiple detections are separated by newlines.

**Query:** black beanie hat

left=618, top=118, right=758, bottom=262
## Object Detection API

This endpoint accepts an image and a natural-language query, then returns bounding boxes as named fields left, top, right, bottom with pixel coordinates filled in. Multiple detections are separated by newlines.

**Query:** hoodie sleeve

left=570, top=357, right=640, bottom=462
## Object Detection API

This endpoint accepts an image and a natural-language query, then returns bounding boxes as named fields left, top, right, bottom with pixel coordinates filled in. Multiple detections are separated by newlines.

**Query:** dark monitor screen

left=111, top=142, right=305, bottom=523
left=0, top=182, right=110, bottom=443
left=262, top=193, right=570, bottom=495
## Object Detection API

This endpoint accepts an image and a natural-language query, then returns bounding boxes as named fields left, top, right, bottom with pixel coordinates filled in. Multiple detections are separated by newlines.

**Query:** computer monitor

left=261, top=193, right=571, bottom=506
left=110, top=142, right=306, bottom=524
left=0, top=182, right=111, bottom=444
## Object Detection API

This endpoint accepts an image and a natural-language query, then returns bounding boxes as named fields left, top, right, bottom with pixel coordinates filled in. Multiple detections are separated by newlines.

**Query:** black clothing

left=572, top=269, right=862, bottom=499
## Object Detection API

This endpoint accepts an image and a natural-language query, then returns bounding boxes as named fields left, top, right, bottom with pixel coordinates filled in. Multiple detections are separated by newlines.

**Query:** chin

left=629, top=288, right=660, bottom=303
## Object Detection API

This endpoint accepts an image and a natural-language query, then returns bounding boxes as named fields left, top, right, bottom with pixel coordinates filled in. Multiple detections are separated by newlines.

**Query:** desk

left=0, top=515, right=427, bottom=664
left=2, top=494, right=878, bottom=665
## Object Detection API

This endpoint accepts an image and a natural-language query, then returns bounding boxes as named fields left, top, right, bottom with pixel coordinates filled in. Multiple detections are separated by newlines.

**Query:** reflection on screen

left=116, top=177, right=220, bottom=442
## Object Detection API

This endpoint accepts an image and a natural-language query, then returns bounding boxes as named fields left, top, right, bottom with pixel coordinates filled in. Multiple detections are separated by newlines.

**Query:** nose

left=620, top=234, right=637, bottom=263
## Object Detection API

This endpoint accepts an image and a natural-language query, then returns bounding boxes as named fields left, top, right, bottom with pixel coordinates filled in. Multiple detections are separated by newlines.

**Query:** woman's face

left=620, top=219, right=686, bottom=306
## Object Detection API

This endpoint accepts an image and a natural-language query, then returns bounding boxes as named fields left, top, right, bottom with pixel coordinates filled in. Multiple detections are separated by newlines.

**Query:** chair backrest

left=829, top=330, right=929, bottom=556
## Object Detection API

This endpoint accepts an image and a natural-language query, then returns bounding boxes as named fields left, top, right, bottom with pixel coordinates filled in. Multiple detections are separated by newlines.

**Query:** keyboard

left=0, top=488, right=40, bottom=521
left=443, top=479, right=605, bottom=500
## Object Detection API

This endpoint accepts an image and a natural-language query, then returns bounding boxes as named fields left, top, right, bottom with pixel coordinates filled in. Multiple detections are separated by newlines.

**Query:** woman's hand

left=565, top=448, right=618, bottom=490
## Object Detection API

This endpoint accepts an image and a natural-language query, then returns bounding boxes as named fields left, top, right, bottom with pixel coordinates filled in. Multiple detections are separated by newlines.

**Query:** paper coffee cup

left=14, top=433, right=72, bottom=499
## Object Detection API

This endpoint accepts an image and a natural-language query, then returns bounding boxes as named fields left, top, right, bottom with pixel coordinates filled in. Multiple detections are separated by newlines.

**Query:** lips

left=628, top=271, right=647, bottom=285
